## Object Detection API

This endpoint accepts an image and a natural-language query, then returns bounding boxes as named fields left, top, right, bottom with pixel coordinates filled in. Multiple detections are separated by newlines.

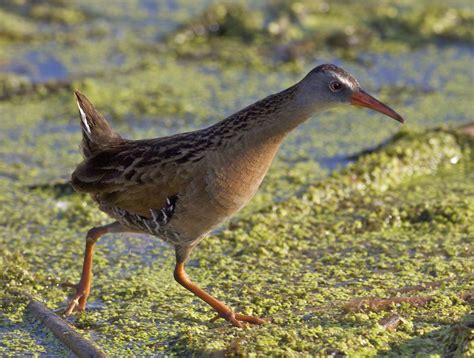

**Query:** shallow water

left=0, top=0, right=473, bottom=356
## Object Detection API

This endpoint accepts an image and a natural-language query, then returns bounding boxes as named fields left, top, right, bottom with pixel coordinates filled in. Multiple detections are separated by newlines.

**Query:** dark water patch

left=5, top=50, right=68, bottom=83
left=0, top=152, right=36, bottom=166
left=319, top=155, right=354, bottom=172
left=28, top=180, right=74, bottom=198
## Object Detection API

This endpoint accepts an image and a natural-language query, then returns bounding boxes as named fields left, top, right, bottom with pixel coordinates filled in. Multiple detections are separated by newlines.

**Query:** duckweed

left=0, top=0, right=473, bottom=356
left=170, top=0, right=474, bottom=64
left=1, top=127, right=472, bottom=356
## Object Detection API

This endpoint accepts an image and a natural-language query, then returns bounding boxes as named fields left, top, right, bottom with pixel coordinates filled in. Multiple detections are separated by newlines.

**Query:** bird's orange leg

left=65, top=222, right=124, bottom=316
left=173, top=262, right=267, bottom=328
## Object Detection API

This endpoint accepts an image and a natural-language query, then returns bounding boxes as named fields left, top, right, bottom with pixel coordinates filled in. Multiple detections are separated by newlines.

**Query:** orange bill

left=351, top=89, right=405, bottom=123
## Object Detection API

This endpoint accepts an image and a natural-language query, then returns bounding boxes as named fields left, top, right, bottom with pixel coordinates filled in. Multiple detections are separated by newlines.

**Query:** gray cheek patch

left=112, top=195, right=178, bottom=235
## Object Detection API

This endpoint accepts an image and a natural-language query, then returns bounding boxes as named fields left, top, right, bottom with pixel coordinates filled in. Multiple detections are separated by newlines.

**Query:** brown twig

left=27, top=299, right=107, bottom=358
left=342, top=296, right=432, bottom=313
left=459, top=291, right=474, bottom=305
left=458, top=121, right=474, bottom=136
left=390, top=281, right=443, bottom=294
left=379, top=314, right=402, bottom=331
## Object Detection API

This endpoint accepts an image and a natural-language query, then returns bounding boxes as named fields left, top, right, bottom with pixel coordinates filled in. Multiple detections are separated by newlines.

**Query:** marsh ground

left=0, top=0, right=473, bottom=356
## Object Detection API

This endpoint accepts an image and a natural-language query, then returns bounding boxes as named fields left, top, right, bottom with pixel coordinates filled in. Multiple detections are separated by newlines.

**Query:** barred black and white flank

left=112, top=195, right=178, bottom=236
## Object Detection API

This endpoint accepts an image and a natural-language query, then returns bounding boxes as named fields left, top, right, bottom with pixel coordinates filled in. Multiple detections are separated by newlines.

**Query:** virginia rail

left=64, top=64, right=404, bottom=327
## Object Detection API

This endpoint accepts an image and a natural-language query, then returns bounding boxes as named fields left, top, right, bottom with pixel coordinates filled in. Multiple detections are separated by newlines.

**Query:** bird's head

left=298, top=64, right=404, bottom=123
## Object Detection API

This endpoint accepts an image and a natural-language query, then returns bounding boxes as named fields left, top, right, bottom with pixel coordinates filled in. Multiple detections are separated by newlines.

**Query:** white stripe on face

left=336, top=74, right=355, bottom=90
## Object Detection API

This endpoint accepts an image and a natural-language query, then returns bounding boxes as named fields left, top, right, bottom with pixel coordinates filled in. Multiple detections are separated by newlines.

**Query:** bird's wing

left=71, top=135, right=201, bottom=216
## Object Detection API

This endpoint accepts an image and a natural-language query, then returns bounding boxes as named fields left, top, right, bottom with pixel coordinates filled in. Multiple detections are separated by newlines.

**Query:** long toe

left=228, top=315, right=244, bottom=328
left=64, top=292, right=87, bottom=316
left=234, top=313, right=268, bottom=325
left=64, top=298, right=80, bottom=316
left=212, top=312, right=268, bottom=327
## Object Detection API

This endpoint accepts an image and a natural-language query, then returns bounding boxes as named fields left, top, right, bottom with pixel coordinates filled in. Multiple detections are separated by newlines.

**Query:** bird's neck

left=199, top=85, right=318, bottom=206
left=210, top=83, right=316, bottom=147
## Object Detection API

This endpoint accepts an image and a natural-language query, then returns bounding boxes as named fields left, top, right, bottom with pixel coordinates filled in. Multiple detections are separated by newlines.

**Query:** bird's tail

left=74, top=90, right=122, bottom=158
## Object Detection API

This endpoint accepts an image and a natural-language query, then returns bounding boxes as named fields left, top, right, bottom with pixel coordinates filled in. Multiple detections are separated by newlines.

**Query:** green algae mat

left=2, top=127, right=473, bottom=356
left=1, top=0, right=473, bottom=356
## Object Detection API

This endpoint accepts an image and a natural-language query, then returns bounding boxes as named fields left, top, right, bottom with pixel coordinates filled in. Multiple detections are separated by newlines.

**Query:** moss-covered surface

left=169, top=0, right=474, bottom=65
left=1, top=127, right=473, bottom=356
left=1, top=0, right=473, bottom=356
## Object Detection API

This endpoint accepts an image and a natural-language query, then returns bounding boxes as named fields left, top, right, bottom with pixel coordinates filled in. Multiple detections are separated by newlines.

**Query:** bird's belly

left=173, top=149, right=276, bottom=241
left=209, top=166, right=265, bottom=214
left=175, top=178, right=262, bottom=240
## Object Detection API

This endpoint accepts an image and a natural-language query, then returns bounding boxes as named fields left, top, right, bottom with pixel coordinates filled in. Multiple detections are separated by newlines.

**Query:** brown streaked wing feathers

left=71, top=136, right=192, bottom=216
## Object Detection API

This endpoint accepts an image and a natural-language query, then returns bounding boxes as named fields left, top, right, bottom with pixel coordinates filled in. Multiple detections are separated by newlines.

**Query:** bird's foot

left=64, top=284, right=89, bottom=316
left=211, top=311, right=269, bottom=328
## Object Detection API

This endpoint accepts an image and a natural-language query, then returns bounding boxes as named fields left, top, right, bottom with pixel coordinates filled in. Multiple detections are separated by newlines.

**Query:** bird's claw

left=210, top=311, right=268, bottom=328
left=64, top=290, right=88, bottom=316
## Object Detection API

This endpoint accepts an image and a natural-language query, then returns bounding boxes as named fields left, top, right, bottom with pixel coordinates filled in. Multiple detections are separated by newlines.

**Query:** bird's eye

left=329, top=80, right=343, bottom=92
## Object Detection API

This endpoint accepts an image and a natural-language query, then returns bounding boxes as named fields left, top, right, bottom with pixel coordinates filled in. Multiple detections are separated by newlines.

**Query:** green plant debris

left=169, top=0, right=474, bottom=64
left=1, top=127, right=473, bottom=356
left=0, top=0, right=473, bottom=356
left=0, top=8, right=38, bottom=42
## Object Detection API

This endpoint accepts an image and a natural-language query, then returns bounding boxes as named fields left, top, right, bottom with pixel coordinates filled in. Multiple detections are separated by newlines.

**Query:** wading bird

left=65, top=64, right=404, bottom=327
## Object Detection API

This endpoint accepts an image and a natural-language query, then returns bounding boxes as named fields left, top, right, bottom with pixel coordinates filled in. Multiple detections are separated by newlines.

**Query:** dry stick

left=390, top=281, right=443, bottom=294
left=27, top=299, right=107, bottom=358
left=342, top=296, right=432, bottom=313
left=379, top=314, right=402, bottom=331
